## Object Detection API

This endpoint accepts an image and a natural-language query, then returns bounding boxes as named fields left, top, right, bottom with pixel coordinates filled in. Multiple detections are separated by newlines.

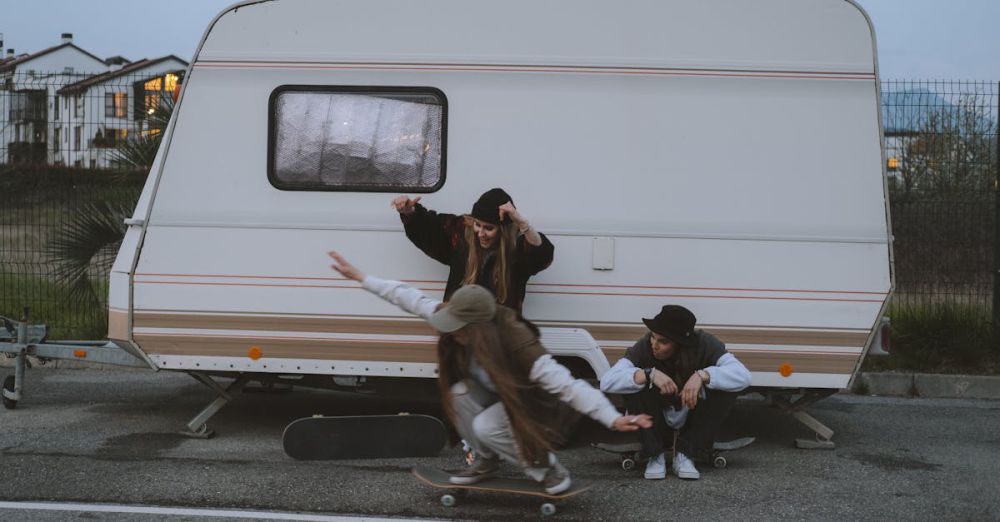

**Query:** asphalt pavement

left=1, top=368, right=998, bottom=521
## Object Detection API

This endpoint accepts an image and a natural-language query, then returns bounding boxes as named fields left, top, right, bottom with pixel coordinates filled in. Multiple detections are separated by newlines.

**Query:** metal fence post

left=994, top=81, right=1000, bottom=331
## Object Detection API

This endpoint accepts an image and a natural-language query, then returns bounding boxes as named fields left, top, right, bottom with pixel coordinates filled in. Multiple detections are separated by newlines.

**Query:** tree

left=890, top=94, right=997, bottom=200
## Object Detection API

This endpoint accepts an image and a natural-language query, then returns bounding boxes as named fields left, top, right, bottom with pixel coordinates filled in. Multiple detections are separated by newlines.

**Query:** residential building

left=0, top=33, right=108, bottom=164
left=56, top=56, right=186, bottom=168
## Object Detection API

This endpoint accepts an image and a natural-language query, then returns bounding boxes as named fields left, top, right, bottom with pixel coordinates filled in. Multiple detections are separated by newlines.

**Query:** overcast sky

left=1, top=0, right=997, bottom=81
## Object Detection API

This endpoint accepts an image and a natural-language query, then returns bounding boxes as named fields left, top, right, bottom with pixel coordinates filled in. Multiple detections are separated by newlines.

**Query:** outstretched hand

left=611, top=414, right=653, bottom=432
left=391, top=195, right=422, bottom=215
left=328, top=251, right=365, bottom=282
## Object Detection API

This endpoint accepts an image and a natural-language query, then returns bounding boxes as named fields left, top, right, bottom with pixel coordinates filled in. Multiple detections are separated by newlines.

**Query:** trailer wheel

left=2, top=375, right=16, bottom=410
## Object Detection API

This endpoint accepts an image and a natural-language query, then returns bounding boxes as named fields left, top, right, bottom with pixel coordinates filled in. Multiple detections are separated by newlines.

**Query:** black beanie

left=470, top=188, right=513, bottom=225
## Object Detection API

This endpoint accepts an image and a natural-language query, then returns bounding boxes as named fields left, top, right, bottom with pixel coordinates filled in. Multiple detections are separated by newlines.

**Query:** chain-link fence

left=1, top=74, right=998, bottom=339
left=882, top=80, right=998, bottom=319
left=1, top=68, right=179, bottom=338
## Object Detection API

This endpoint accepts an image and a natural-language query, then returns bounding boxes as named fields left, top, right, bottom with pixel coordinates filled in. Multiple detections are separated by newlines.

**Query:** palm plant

left=46, top=92, right=175, bottom=321
left=47, top=193, right=139, bottom=311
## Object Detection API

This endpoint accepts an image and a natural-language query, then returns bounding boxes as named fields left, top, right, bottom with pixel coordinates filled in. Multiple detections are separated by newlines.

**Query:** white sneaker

left=644, top=452, right=666, bottom=480
left=672, top=451, right=700, bottom=480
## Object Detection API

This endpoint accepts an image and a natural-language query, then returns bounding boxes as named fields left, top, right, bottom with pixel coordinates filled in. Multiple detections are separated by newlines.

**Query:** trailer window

left=269, top=87, right=446, bottom=192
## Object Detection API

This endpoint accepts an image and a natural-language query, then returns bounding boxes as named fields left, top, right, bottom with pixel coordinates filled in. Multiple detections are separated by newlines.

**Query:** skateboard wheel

left=713, top=455, right=727, bottom=469
left=621, top=457, right=635, bottom=471
left=440, top=494, right=456, bottom=507
left=541, top=503, right=557, bottom=516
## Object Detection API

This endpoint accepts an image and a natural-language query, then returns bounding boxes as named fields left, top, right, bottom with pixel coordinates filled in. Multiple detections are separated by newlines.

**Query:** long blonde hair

left=462, top=221, right=519, bottom=304
left=437, top=318, right=555, bottom=463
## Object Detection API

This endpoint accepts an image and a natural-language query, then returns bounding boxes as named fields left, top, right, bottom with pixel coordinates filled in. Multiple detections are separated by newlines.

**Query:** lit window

left=164, top=74, right=178, bottom=93
left=887, top=157, right=899, bottom=171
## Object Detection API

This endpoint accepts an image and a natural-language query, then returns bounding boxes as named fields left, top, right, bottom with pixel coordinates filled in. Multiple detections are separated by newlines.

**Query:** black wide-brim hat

left=642, top=305, right=697, bottom=347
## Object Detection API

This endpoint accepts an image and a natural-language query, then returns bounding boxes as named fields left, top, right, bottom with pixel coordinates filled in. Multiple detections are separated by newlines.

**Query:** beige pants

left=449, top=379, right=565, bottom=482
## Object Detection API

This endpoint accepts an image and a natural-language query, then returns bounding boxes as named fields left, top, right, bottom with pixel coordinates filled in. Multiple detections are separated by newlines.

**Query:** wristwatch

left=643, top=368, right=653, bottom=389
left=697, top=369, right=710, bottom=384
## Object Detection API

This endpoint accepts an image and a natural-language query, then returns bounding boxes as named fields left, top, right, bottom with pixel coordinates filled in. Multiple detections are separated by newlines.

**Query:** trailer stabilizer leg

left=791, top=410, right=835, bottom=449
left=768, top=390, right=837, bottom=450
left=182, top=372, right=251, bottom=438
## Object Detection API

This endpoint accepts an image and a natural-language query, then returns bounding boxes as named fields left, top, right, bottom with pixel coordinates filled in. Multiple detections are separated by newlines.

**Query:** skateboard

left=282, top=414, right=447, bottom=460
left=412, top=465, right=592, bottom=516
left=593, top=436, right=755, bottom=471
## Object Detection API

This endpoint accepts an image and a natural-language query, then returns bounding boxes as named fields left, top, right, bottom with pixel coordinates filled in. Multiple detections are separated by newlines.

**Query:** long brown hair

left=436, top=317, right=554, bottom=463
left=462, top=221, right=519, bottom=304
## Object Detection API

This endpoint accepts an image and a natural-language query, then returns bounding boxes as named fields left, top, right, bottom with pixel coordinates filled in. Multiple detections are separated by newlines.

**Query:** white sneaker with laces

left=644, top=452, right=666, bottom=480
left=672, top=451, right=700, bottom=480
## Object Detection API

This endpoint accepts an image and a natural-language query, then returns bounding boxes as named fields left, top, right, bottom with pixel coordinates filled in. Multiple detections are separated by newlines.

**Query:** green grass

left=0, top=271, right=109, bottom=340
left=863, top=302, right=1000, bottom=374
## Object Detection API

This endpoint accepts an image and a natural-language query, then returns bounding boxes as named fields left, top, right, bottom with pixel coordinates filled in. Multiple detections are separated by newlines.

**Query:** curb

left=854, top=372, right=1000, bottom=400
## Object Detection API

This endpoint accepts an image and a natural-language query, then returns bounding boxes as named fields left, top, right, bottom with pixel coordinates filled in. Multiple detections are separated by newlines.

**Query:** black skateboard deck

left=282, top=414, right=447, bottom=460
left=593, top=436, right=755, bottom=470
left=412, top=465, right=591, bottom=516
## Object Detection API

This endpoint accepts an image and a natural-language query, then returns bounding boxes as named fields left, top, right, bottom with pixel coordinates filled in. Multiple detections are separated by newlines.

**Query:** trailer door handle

left=123, top=218, right=145, bottom=226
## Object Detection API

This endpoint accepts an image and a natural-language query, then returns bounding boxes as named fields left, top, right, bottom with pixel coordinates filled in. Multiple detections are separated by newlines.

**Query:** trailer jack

left=182, top=372, right=252, bottom=439
left=766, top=389, right=837, bottom=449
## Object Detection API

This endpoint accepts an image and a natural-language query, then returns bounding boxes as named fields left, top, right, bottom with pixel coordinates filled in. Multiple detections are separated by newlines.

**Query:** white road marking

left=0, top=501, right=444, bottom=521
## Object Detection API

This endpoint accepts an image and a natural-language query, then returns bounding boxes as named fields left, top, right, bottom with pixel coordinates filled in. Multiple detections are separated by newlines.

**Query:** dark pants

left=623, top=387, right=738, bottom=461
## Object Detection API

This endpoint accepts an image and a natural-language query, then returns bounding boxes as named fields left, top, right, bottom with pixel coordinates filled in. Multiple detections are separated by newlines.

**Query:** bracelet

left=519, top=222, right=533, bottom=233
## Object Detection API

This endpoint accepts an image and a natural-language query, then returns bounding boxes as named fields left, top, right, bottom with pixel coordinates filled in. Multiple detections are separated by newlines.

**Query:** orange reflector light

left=778, top=363, right=793, bottom=377
left=73, top=350, right=87, bottom=358
left=248, top=346, right=263, bottom=360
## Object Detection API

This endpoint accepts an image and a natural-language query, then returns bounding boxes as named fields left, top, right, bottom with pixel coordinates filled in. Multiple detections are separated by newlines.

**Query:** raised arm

left=329, top=251, right=440, bottom=320
left=393, top=195, right=464, bottom=265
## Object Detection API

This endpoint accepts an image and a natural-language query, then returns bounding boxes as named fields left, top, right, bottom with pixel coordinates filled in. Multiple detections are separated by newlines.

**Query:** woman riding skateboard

left=328, top=251, right=651, bottom=494
left=390, top=187, right=552, bottom=312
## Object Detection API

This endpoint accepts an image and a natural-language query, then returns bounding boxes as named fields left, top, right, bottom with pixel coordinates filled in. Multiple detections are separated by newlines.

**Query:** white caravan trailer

left=101, top=0, right=891, bottom=441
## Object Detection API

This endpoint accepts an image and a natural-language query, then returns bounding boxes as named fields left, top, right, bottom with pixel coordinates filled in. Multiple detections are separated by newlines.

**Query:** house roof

left=0, top=42, right=106, bottom=73
left=57, top=55, right=188, bottom=95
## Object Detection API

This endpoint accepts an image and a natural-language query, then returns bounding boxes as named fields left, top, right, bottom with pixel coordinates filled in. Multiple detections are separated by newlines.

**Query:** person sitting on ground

left=600, top=305, right=751, bottom=480
left=391, top=187, right=553, bottom=312
left=328, top=250, right=651, bottom=494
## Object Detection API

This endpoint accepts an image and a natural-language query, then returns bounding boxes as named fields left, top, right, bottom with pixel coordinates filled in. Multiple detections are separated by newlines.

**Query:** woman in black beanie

left=391, top=188, right=553, bottom=312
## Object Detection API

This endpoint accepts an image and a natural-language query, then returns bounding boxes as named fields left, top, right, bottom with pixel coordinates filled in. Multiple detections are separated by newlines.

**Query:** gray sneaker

left=672, top=451, right=700, bottom=480
left=542, top=467, right=572, bottom=495
left=644, top=452, right=667, bottom=480
left=449, top=455, right=500, bottom=485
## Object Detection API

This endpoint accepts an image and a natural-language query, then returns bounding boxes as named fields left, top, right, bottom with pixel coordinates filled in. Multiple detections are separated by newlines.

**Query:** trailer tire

left=2, top=375, right=16, bottom=410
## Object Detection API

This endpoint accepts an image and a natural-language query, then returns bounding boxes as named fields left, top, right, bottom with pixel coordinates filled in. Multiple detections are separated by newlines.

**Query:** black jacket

left=400, top=203, right=554, bottom=311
